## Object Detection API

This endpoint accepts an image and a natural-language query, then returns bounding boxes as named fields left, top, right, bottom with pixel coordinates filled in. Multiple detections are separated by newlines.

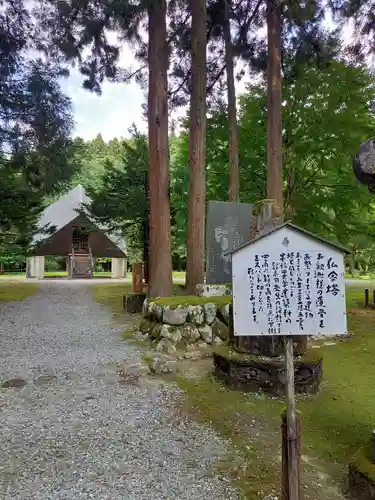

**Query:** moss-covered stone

left=211, top=317, right=229, bottom=340
left=150, top=322, right=162, bottom=339
left=349, top=445, right=375, bottom=499
left=152, top=295, right=232, bottom=308
left=213, top=343, right=322, bottom=365
left=139, top=318, right=153, bottom=334
left=351, top=445, right=375, bottom=483
left=181, top=323, right=201, bottom=343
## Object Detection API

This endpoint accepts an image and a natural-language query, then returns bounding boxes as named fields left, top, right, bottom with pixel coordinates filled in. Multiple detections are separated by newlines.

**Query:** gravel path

left=0, top=283, right=239, bottom=500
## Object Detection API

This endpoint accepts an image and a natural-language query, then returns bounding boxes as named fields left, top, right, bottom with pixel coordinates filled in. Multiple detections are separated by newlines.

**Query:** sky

left=61, top=15, right=354, bottom=143
left=60, top=46, right=147, bottom=142
left=61, top=38, right=250, bottom=142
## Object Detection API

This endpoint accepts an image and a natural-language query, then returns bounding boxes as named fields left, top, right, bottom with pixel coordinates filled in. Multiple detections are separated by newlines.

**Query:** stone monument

left=353, top=136, right=375, bottom=192
left=206, top=200, right=253, bottom=284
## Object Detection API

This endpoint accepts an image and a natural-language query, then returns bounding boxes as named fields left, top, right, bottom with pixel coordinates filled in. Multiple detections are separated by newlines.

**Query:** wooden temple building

left=27, top=185, right=127, bottom=279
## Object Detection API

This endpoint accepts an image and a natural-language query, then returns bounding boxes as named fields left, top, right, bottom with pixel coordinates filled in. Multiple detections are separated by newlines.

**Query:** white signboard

left=233, top=248, right=347, bottom=337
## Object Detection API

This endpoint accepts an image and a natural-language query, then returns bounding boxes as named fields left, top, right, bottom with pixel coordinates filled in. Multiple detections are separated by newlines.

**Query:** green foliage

left=85, top=126, right=149, bottom=263
left=170, top=60, right=375, bottom=255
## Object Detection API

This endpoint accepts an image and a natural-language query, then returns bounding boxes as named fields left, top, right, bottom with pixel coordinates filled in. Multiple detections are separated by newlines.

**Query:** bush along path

left=0, top=282, right=239, bottom=500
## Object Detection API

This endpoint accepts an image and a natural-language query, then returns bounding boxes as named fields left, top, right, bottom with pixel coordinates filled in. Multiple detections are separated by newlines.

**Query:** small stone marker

left=353, top=137, right=375, bottom=192
left=230, top=221, right=349, bottom=500
left=206, top=200, right=253, bottom=284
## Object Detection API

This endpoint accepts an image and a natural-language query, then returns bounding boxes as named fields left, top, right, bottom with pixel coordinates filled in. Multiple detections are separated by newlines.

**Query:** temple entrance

left=69, top=225, right=93, bottom=279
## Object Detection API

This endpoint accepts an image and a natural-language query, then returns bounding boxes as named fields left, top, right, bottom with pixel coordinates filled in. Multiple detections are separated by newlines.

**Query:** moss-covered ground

left=0, top=282, right=39, bottom=302
left=175, top=284, right=375, bottom=498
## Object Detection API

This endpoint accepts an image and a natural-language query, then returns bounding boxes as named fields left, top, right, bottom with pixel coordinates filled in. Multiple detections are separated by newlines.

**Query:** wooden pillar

left=281, top=406, right=301, bottom=500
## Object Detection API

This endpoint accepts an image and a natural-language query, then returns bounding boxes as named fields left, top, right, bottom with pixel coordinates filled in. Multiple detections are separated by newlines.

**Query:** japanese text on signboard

left=246, top=251, right=342, bottom=335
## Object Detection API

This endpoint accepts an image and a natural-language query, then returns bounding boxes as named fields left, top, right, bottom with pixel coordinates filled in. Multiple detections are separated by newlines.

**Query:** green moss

left=213, top=343, right=322, bottom=365
left=91, top=283, right=133, bottom=316
left=351, top=445, right=375, bottom=482
left=142, top=354, right=154, bottom=365
left=153, top=295, right=232, bottom=308
left=122, top=329, right=136, bottom=340
left=176, top=374, right=280, bottom=497
left=0, top=282, right=39, bottom=302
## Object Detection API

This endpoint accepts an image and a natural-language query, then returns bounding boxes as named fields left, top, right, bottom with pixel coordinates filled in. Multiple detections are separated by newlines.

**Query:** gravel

left=0, top=283, right=240, bottom=500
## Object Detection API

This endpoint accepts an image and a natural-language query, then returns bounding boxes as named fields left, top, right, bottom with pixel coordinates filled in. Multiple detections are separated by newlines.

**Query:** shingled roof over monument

left=33, top=184, right=127, bottom=255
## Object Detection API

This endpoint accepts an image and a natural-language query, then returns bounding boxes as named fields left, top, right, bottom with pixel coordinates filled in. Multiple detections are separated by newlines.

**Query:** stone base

left=349, top=447, right=375, bottom=499
left=233, top=335, right=308, bottom=357
left=123, top=293, right=147, bottom=314
left=213, top=348, right=322, bottom=396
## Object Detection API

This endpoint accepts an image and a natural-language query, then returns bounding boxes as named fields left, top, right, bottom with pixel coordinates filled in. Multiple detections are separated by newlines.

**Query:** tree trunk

left=223, top=0, right=240, bottom=202
left=147, top=0, right=173, bottom=298
left=267, top=0, right=283, bottom=211
left=186, top=0, right=207, bottom=293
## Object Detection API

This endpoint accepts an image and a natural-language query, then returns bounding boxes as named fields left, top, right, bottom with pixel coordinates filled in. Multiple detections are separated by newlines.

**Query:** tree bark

left=267, top=0, right=283, bottom=211
left=186, top=0, right=207, bottom=293
left=147, top=0, right=173, bottom=298
left=223, top=0, right=240, bottom=202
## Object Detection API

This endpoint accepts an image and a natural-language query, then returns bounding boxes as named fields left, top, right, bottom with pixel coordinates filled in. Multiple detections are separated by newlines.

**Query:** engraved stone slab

left=206, top=201, right=252, bottom=284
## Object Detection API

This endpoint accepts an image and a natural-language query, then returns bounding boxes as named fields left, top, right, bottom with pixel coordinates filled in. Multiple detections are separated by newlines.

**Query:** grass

left=91, top=282, right=189, bottom=316
left=175, top=283, right=375, bottom=498
left=0, top=282, right=39, bottom=301
left=91, top=283, right=133, bottom=316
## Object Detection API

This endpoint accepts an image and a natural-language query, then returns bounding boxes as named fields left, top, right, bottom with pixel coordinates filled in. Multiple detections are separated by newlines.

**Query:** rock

left=196, top=284, right=232, bottom=297
left=2, top=378, right=27, bottom=389
left=135, top=331, right=149, bottom=341
left=211, top=318, right=229, bottom=341
left=163, top=306, right=189, bottom=326
left=204, top=303, right=218, bottom=325
left=150, top=323, right=162, bottom=340
left=184, top=350, right=205, bottom=360
left=148, top=301, right=163, bottom=322
left=119, top=363, right=150, bottom=378
left=187, top=305, right=204, bottom=325
left=198, top=324, right=213, bottom=343
left=150, top=356, right=178, bottom=374
left=218, top=304, right=230, bottom=326
left=156, top=338, right=177, bottom=355
left=142, top=298, right=150, bottom=317
left=197, top=341, right=210, bottom=350
left=160, top=324, right=182, bottom=343
left=181, top=323, right=201, bottom=343
left=34, top=374, right=57, bottom=386
left=139, top=318, right=153, bottom=334
left=213, top=336, right=224, bottom=345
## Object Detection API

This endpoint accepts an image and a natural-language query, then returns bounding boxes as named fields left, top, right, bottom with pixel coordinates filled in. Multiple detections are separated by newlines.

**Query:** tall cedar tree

left=186, top=0, right=207, bottom=292
left=148, top=0, right=174, bottom=297
left=223, top=0, right=240, bottom=201
left=267, top=0, right=283, bottom=210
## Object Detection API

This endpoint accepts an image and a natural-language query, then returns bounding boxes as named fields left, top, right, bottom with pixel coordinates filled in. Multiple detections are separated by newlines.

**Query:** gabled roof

left=33, top=184, right=127, bottom=255
left=230, top=221, right=350, bottom=255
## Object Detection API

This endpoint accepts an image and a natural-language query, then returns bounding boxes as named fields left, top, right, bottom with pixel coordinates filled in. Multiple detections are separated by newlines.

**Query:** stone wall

left=139, top=298, right=231, bottom=354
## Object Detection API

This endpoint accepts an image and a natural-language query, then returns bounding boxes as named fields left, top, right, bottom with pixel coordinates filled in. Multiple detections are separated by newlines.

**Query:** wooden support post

left=282, top=408, right=302, bottom=499
left=372, top=290, right=375, bottom=309
left=365, top=288, right=369, bottom=308
left=132, top=263, right=144, bottom=293
left=282, top=337, right=300, bottom=500
left=371, top=430, right=375, bottom=464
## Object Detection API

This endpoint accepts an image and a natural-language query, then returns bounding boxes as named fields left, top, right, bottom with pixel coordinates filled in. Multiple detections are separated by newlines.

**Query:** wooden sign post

left=284, top=337, right=299, bottom=500
left=230, top=222, right=349, bottom=499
